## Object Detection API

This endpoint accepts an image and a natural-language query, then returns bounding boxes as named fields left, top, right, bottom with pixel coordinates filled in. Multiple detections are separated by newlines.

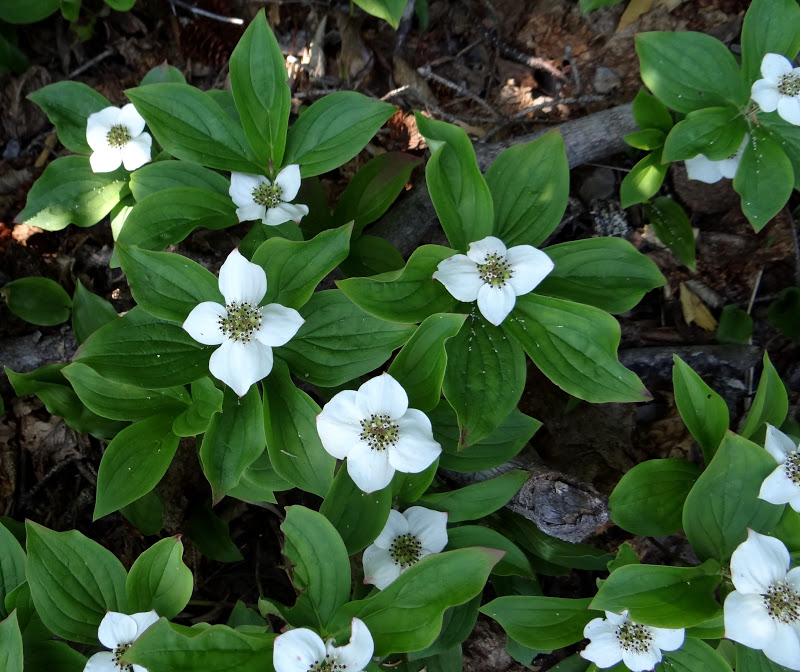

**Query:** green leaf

left=200, top=386, right=265, bottom=503
left=0, top=523, right=25, bottom=619
left=609, top=458, right=702, bottom=536
left=734, top=128, right=794, bottom=231
left=480, top=596, right=593, bottom=650
left=619, top=150, right=668, bottom=208
left=0, top=611, right=22, bottom=672
left=228, top=451, right=290, bottom=504
left=127, top=537, right=193, bottom=619
left=443, top=313, right=526, bottom=447
left=16, top=156, right=128, bottom=231
left=230, top=10, right=290, bottom=167
left=741, top=352, right=788, bottom=441
left=392, top=460, right=439, bottom=504
left=263, top=358, right=335, bottom=497
left=591, top=560, right=722, bottom=628
left=421, top=470, right=529, bottom=523
left=446, top=525, right=535, bottom=577
left=537, top=237, right=666, bottom=314
left=71, top=281, right=118, bottom=344
left=0, top=0, right=59, bottom=23
left=672, top=355, right=729, bottom=463
left=388, top=312, right=466, bottom=412
left=408, top=597, right=480, bottom=660
left=623, top=129, right=665, bottom=151
left=337, top=245, right=458, bottom=323
left=768, top=287, right=800, bottom=340
left=4, top=581, right=50, bottom=642
left=28, top=81, right=110, bottom=154
left=140, top=63, right=187, bottom=86
left=251, top=223, right=352, bottom=309
left=352, top=0, right=406, bottom=27
left=1, top=277, right=71, bottom=326
left=63, top=362, right=190, bottom=421
left=339, top=235, right=406, bottom=278
left=635, top=31, right=747, bottom=113
left=643, top=197, right=696, bottom=271
left=26, top=521, right=127, bottom=644
left=332, top=548, right=501, bottom=656
left=184, top=505, right=242, bottom=562
left=94, top=414, right=180, bottom=519
left=104, top=0, right=135, bottom=8
left=717, top=304, right=753, bottom=345
left=662, top=107, right=747, bottom=162
left=741, top=0, right=800, bottom=85
left=284, top=92, right=396, bottom=177
left=485, top=131, right=569, bottom=248
left=683, top=431, right=783, bottom=561
left=759, top=110, right=800, bottom=190
left=282, top=506, right=351, bottom=631
left=415, top=113, right=493, bottom=251
left=117, top=187, right=238, bottom=251
left=121, top=491, right=164, bottom=536
left=735, top=641, right=794, bottom=672
left=74, top=306, right=210, bottom=388
left=631, top=89, right=673, bottom=134
left=172, top=377, right=224, bottom=438
left=129, top=161, right=230, bottom=201
left=505, top=294, right=649, bottom=403
left=579, top=0, right=623, bottom=11
left=126, top=84, right=262, bottom=173
left=659, top=638, right=732, bottom=672
left=607, top=542, right=640, bottom=573
left=279, top=290, right=414, bottom=387
left=24, top=640, right=87, bottom=672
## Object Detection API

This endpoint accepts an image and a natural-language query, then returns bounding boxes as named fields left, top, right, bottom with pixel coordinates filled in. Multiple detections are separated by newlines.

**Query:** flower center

left=477, top=253, right=513, bottom=288
left=778, top=73, right=800, bottom=97
left=389, top=532, right=423, bottom=568
left=218, top=301, right=263, bottom=343
left=614, top=622, right=653, bottom=654
left=252, top=183, right=283, bottom=209
left=106, top=124, right=131, bottom=149
left=764, top=580, right=800, bottom=624
left=784, top=451, right=800, bottom=486
left=359, top=414, right=399, bottom=451
left=112, top=643, right=134, bottom=672
left=307, top=652, right=347, bottom=672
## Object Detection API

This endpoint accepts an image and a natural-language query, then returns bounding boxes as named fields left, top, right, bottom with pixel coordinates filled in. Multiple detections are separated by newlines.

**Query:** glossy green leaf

left=643, top=197, right=696, bottom=271
left=71, top=281, right=118, bottom=344
left=579, top=0, right=623, bottom=11
left=129, top=161, right=230, bottom=201
left=140, top=63, right=187, bottom=86
left=741, top=0, right=800, bottom=85
left=23, top=639, right=86, bottom=672
left=0, top=611, right=22, bottom=672
left=717, top=304, right=753, bottom=345
left=662, top=107, right=747, bottom=162
left=741, top=352, right=789, bottom=441
left=339, top=235, right=406, bottom=278
left=407, top=597, right=480, bottom=660
left=127, top=537, right=193, bottom=619
left=172, top=377, right=224, bottom=438
left=619, top=150, right=668, bottom=209
left=0, top=523, right=25, bottom=619
left=184, top=505, right=242, bottom=563
left=759, top=110, right=800, bottom=190
left=446, top=525, right=534, bottom=577
left=391, top=459, right=439, bottom=504
left=121, top=491, right=164, bottom=536
left=421, top=470, right=529, bottom=523
left=352, top=0, right=406, bottom=27
left=1, top=277, right=71, bottom=326
left=227, top=451, right=290, bottom=504
left=623, top=129, right=665, bottom=151
left=735, top=641, right=794, bottom=672
left=631, top=89, right=673, bottom=134
left=0, top=0, right=59, bottom=23
left=659, top=638, right=732, bottom=672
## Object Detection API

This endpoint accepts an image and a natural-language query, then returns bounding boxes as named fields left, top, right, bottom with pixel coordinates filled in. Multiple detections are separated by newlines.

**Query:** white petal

left=237, top=203, right=268, bottom=223
left=751, top=80, right=781, bottom=112
left=404, top=506, right=448, bottom=553
left=330, top=618, right=374, bottom=671
left=229, top=173, right=266, bottom=207
left=778, top=96, right=800, bottom=125
left=183, top=302, right=226, bottom=345
left=765, top=425, right=795, bottom=462
left=132, top=665, right=148, bottom=672
left=275, top=164, right=302, bottom=201
left=98, top=611, right=137, bottom=648
left=90, top=148, right=123, bottom=173
left=254, top=304, right=304, bottom=347
left=363, top=544, right=402, bottom=589
left=476, top=282, right=516, bottom=326
left=316, top=391, right=362, bottom=460
left=604, top=611, right=629, bottom=627
left=584, top=616, right=617, bottom=639
left=218, top=248, right=267, bottom=305
left=389, top=409, right=441, bottom=473
left=622, top=647, right=663, bottom=672
left=432, top=255, right=483, bottom=302
left=717, top=155, right=742, bottom=180
left=262, top=202, right=308, bottom=226
left=86, top=108, right=117, bottom=151
left=118, top=103, right=146, bottom=137
left=762, top=624, right=800, bottom=670
left=466, top=236, right=507, bottom=264
left=650, top=626, right=684, bottom=652
left=209, top=339, right=273, bottom=397
left=273, top=627, right=327, bottom=672
left=506, top=245, right=555, bottom=296
left=346, top=440, right=395, bottom=493
left=580, top=632, right=623, bottom=668
left=790, top=494, right=800, bottom=513
left=84, top=651, right=117, bottom=672
left=730, top=530, right=790, bottom=594
left=373, top=510, right=410, bottom=548
left=759, top=465, right=800, bottom=505
left=786, top=566, right=800, bottom=591
left=761, top=53, right=794, bottom=82
left=130, top=611, right=159, bottom=639
left=121, top=134, right=152, bottom=171
left=684, top=155, right=724, bottom=184
left=724, top=590, right=778, bottom=648
left=357, top=374, right=408, bottom=419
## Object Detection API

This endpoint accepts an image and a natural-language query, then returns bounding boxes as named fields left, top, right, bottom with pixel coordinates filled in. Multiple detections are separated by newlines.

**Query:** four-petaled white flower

left=752, top=53, right=800, bottom=125
left=724, top=529, right=800, bottom=670
left=84, top=610, right=159, bottom=672
left=86, top=104, right=152, bottom=173
left=580, top=610, right=684, bottom=672
left=316, top=373, right=441, bottom=494
left=229, top=165, right=309, bottom=226
left=758, top=424, right=800, bottom=512
left=273, top=617, right=373, bottom=672
left=684, top=135, right=748, bottom=184
left=363, top=506, right=448, bottom=589
left=433, top=235, right=554, bottom=326
left=182, top=248, right=304, bottom=397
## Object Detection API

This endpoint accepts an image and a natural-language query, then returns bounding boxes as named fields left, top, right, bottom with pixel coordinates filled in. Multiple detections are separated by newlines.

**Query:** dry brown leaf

left=617, top=0, right=654, bottom=33
left=680, top=282, right=718, bottom=331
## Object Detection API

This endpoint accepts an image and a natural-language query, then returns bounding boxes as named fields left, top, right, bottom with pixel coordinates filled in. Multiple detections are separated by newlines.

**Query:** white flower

left=684, top=135, right=748, bottom=184
left=229, top=165, right=309, bottom=226
left=580, top=610, right=684, bottom=672
left=86, top=104, right=152, bottom=173
left=84, top=610, right=158, bottom=672
left=316, top=373, right=441, bottom=494
left=182, top=248, right=304, bottom=397
left=752, top=53, right=800, bottom=125
left=273, top=617, right=373, bottom=672
left=363, top=506, right=448, bottom=589
left=432, top=235, right=554, bottom=326
left=724, top=529, right=800, bottom=670
left=758, top=424, right=800, bottom=512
